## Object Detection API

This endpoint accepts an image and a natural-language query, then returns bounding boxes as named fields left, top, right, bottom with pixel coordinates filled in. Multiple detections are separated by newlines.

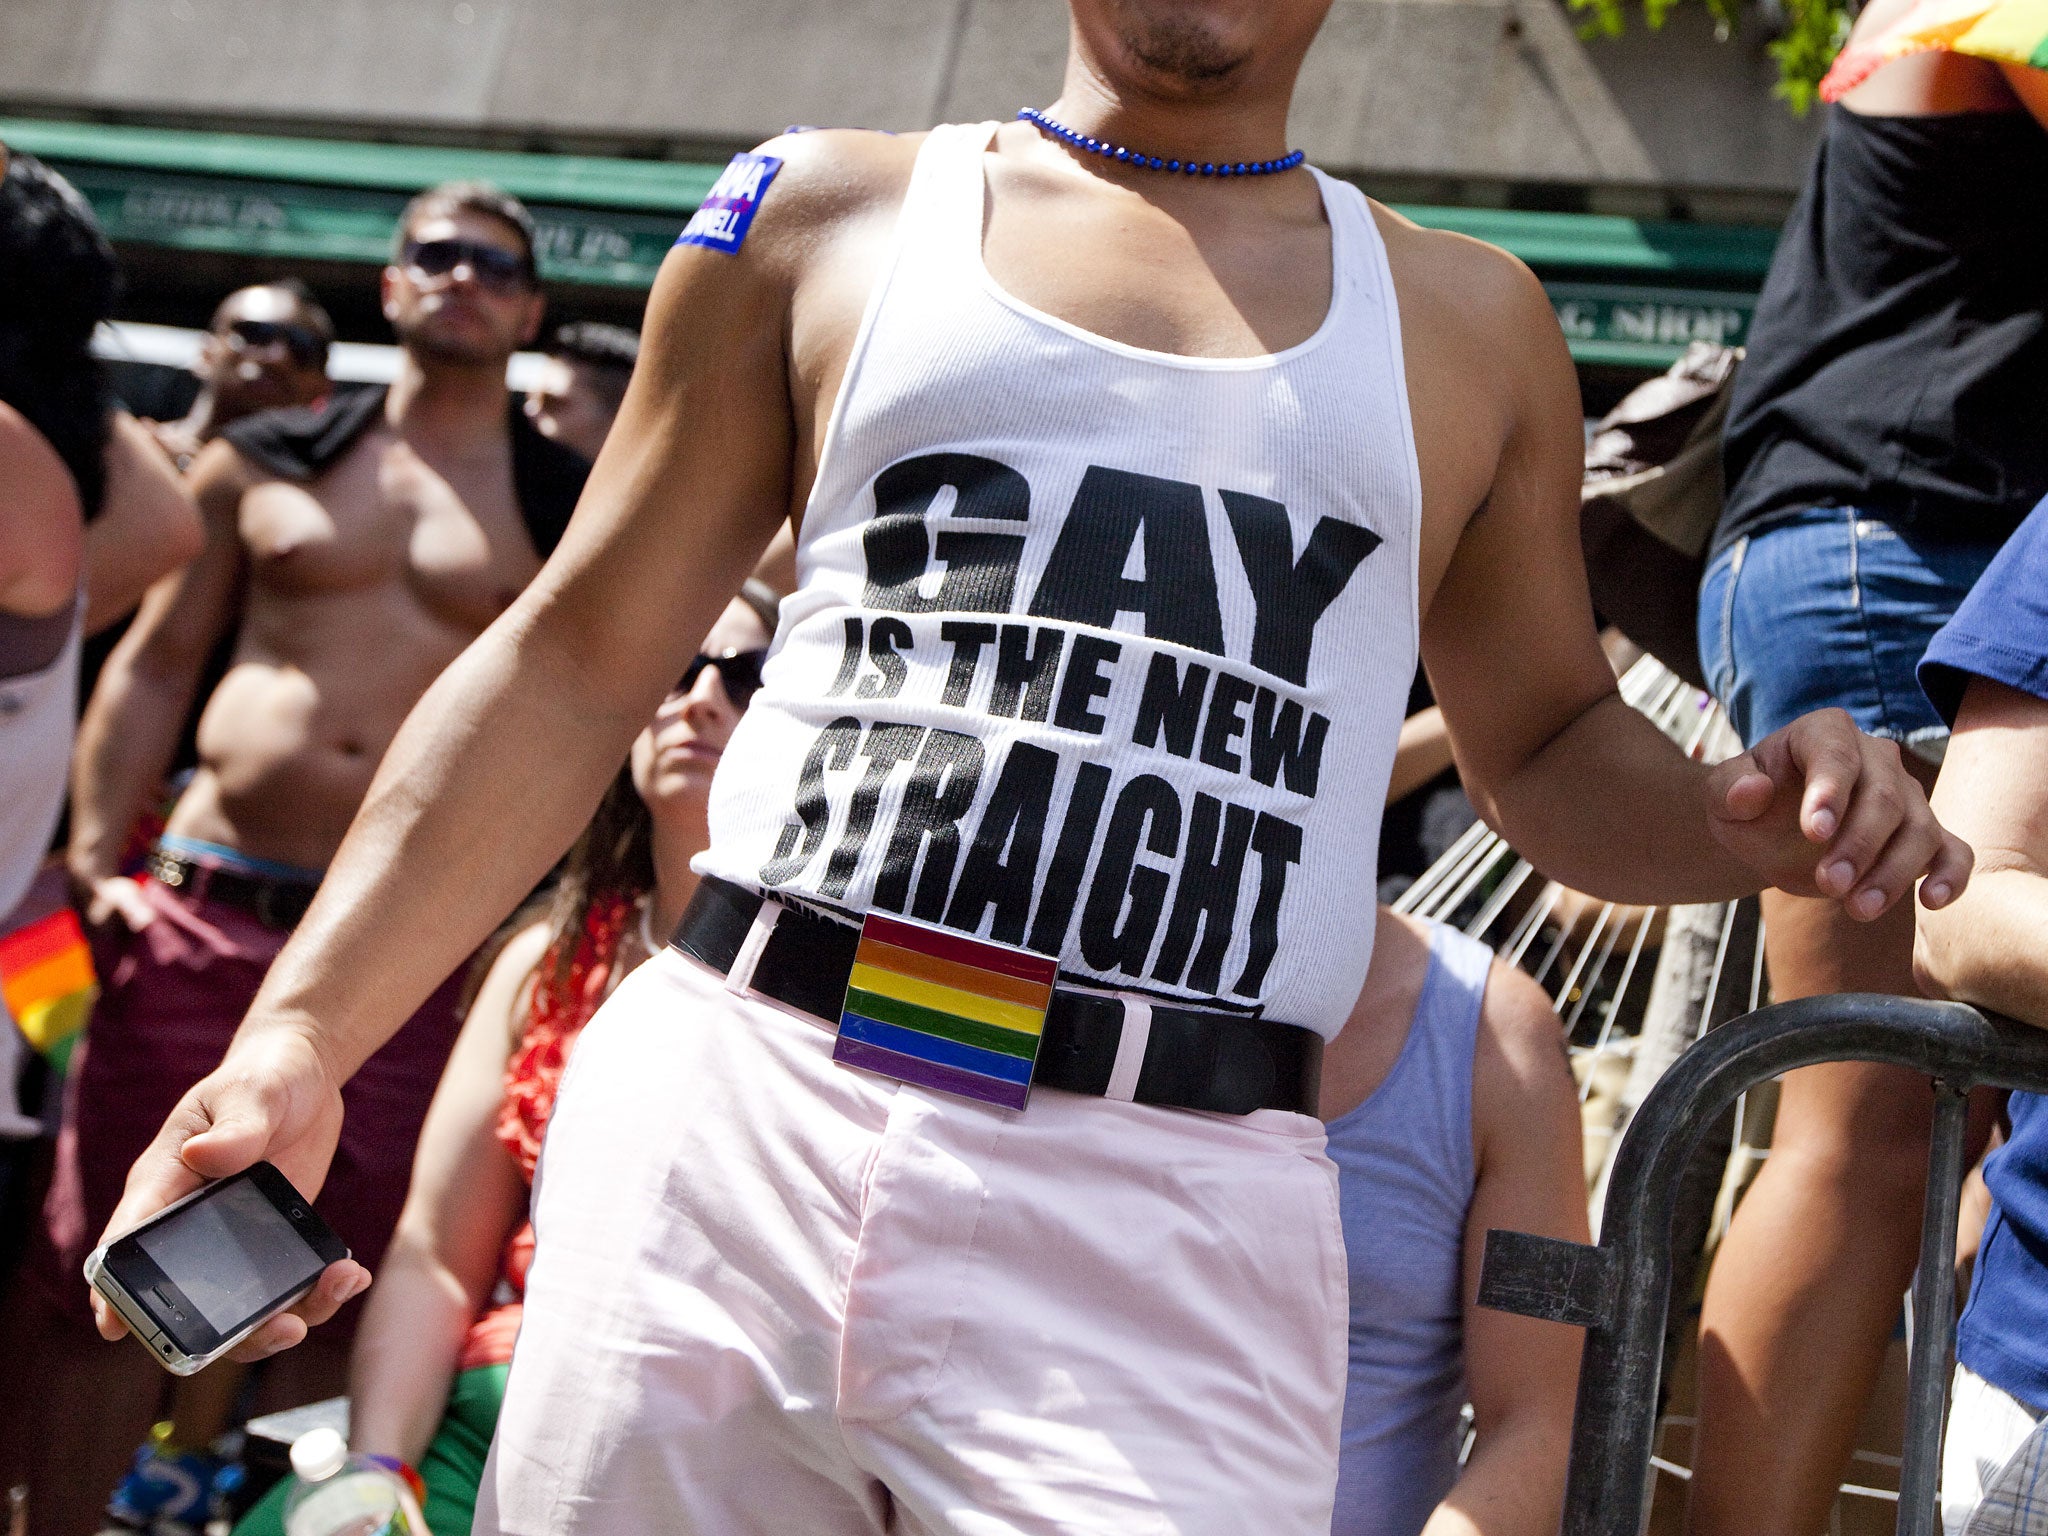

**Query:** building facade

left=1, top=0, right=1818, bottom=381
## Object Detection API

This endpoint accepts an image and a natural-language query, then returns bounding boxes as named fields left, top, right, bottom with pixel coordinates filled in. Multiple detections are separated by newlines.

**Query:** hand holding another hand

left=1705, top=707, right=1972, bottom=919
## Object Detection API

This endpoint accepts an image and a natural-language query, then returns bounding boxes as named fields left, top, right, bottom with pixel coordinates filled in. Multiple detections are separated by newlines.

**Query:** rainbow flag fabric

left=1822, top=0, right=2048, bottom=99
left=0, top=904, right=98, bottom=1064
left=834, top=914, right=1057, bottom=1111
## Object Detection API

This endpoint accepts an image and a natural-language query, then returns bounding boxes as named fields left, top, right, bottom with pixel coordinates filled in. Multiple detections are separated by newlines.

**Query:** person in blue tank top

left=1910, top=495, right=2048, bottom=1534
left=93, top=3, right=1976, bottom=1532
left=1323, top=909, right=1585, bottom=1536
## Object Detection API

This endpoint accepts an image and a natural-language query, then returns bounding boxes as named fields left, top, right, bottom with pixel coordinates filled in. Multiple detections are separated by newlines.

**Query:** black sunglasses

left=226, top=318, right=328, bottom=368
left=402, top=237, right=534, bottom=294
left=676, top=648, right=767, bottom=707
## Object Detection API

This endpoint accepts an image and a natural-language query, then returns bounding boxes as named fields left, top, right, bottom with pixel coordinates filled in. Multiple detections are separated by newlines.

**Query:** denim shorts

left=1697, top=507, right=2001, bottom=761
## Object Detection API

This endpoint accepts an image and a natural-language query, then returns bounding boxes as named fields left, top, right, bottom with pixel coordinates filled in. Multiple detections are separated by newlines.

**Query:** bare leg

left=1689, top=824, right=1992, bottom=1536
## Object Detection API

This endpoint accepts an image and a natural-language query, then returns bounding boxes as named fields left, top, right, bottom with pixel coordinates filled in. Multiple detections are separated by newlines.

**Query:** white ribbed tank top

left=700, top=122, right=1422, bottom=1039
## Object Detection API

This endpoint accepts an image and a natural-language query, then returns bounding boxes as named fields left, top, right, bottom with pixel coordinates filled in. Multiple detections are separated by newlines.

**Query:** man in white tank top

left=98, top=4, right=1972, bottom=1531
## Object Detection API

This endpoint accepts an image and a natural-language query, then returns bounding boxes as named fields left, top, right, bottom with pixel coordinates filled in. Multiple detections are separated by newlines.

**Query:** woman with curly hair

left=232, top=584, right=777, bottom=1536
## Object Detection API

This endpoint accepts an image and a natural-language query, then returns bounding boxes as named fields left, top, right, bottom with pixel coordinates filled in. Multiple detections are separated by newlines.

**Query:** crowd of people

left=0, top=0, right=2043, bottom=1533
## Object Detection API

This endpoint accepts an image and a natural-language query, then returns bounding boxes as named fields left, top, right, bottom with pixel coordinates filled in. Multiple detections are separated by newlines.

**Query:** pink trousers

left=478, top=949, right=1348, bottom=1535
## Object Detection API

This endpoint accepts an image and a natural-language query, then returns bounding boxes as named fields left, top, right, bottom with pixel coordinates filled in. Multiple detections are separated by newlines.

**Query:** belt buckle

left=833, top=912, right=1057, bottom=1111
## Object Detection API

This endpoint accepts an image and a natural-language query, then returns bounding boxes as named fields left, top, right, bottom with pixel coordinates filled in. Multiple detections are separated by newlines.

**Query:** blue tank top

left=1328, top=921, right=1490, bottom=1536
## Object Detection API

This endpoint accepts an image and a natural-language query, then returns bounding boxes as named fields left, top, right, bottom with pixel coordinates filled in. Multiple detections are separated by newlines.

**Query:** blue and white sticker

left=676, top=152, right=785, bottom=255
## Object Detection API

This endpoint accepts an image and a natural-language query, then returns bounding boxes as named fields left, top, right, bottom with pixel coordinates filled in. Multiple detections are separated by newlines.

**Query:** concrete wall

left=1, top=0, right=1818, bottom=194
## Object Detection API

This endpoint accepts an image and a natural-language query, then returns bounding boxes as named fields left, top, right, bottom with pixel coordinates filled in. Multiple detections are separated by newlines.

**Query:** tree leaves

left=1566, top=0, right=1853, bottom=111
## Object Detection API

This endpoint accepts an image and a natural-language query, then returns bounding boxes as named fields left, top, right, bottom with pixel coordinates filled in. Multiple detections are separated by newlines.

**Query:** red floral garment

left=459, top=893, right=632, bottom=1370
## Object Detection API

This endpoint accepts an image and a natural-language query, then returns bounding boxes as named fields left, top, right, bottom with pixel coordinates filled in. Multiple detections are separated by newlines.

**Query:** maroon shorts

left=28, top=875, right=468, bottom=1334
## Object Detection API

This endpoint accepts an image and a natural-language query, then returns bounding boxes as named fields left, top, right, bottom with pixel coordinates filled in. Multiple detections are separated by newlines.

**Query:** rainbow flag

left=0, top=904, right=98, bottom=1066
left=1822, top=0, right=2048, bottom=98
left=833, top=914, right=1057, bottom=1111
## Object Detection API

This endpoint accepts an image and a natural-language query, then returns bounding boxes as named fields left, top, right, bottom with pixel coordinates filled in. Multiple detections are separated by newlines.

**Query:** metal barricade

left=1478, top=994, right=2048, bottom=1536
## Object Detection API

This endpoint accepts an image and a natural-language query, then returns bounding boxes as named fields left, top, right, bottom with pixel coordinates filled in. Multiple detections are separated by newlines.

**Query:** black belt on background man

left=672, top=876, right=1323, bottom=1116
left=144, top=847, right=318, bottom=931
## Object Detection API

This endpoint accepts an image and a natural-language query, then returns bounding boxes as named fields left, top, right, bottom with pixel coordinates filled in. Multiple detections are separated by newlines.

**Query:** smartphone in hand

left=85, top=1161, right=350, bottom=1375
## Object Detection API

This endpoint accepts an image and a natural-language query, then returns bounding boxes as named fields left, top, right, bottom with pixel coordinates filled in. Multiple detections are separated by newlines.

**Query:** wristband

left=364, top=1454, right=427, bottom=1506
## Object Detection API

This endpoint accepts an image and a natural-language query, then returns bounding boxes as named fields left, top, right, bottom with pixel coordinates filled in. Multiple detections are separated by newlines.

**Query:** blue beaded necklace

left=1017, top=107, right=1305, bottom=178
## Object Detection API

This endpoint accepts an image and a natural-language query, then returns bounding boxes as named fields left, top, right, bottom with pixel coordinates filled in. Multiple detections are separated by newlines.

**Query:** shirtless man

left=102, top=6, right=1969, bottom=1532
left=145, top=279, right=334, bottom=471
left=0, top=181, right=582, bottom=1535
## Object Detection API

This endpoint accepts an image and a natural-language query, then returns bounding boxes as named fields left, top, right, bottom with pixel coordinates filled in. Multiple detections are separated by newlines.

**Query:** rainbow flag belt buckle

left=833, top=912, right=1058, bottom=1111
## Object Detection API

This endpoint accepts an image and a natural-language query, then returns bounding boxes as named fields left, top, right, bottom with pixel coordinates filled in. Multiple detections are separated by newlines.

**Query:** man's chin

left=399, top=323, right=515, bottom=369
left=1111, top=1, right=1255, bottom=86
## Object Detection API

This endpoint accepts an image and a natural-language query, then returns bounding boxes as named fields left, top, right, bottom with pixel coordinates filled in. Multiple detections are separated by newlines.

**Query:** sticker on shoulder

left=676, top=152, right=786, bottom=255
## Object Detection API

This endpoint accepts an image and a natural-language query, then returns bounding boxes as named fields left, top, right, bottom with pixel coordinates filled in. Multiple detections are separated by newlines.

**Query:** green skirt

left=234, top=1364, right=509, bottom=1536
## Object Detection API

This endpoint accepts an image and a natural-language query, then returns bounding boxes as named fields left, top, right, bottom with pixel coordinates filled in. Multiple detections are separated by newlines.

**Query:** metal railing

left=1478, top=994, right=2048, bottom=1536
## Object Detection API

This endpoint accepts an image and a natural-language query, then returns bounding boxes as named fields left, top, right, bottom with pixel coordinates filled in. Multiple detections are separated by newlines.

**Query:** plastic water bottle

left=280, top=1429, right=422, bottom=1536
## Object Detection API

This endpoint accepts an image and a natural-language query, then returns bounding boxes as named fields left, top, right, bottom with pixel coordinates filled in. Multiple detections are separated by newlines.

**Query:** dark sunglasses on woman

left=677, top=648, right=768, bottom=707
left=226, top=317, right=328, bottom=369
left=402, top=237, right=534, bottom=295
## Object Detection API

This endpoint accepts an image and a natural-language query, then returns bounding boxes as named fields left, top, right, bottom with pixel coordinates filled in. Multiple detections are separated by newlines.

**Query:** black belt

left=672, top=877, right=1322, bottom=1116
left=144, top=848, right=318, bottom=931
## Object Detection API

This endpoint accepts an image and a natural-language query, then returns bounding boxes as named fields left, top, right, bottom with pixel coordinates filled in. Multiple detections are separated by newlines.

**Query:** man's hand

left=1706, top=708, right=1972, bottom=920
left=92, top=1025, right=369, bottom=1360
left=78, top=873, right=155, bottom=933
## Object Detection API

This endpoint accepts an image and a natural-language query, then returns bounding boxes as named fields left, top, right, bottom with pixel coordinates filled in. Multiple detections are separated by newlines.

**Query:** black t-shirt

left=1716, top=107, right=2048, bottom=556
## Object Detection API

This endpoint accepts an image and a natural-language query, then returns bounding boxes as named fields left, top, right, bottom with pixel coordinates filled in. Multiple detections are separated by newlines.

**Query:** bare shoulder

left=757, top=130, right=926, bottom=225
left=0, top=399, right=84, bottom=610
left=187, top=434, right=270, bottom=493
left=635, top=128, right=927, bottom=365
left=1369, top=202, right=1560, bottom=371
left=1364, top=200, right=1578, bottom=572
left=0, top=399, right=81, bottom=516
left=696, top=129, right=928, bottom=285
left=1370, top=907, right=1434, bottom=991
left=185, top=434, right=269, bottom=506
left=1476, top=954, right=1566, bottom=1069
left=1471, top=951, right=1579, bottom=1158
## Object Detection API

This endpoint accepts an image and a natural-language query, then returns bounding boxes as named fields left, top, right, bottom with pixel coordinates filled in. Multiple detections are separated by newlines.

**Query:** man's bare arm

left=90, top=136, right=873, bottom=1349
left=68, top=441, right=251, bottom=919
left=1425, top=958, right=1585, bottom=1536
left=1419, top=251, right=1967, bottom=914
left=1916, top=679, right=2048, bottom=1023
left=82, top=413, right=204, bottom=636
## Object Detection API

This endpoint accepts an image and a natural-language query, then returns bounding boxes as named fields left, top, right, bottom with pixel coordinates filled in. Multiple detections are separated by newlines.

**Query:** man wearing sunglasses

left=17, top=181, right=589, bottom=1524
left=145, top=279, right=334, bottom=472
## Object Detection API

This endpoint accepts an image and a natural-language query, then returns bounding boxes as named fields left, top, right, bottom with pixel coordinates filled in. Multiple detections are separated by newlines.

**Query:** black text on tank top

left=699, top=125, right=1424, bottom=1039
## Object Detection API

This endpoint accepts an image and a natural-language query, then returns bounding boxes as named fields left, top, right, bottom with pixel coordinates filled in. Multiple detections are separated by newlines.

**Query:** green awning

left=0, top=116, right=1772, bottom=365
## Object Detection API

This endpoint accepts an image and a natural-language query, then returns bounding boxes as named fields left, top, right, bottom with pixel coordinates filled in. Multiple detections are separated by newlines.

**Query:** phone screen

left=133, top=1176, right=326, bottom=1336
